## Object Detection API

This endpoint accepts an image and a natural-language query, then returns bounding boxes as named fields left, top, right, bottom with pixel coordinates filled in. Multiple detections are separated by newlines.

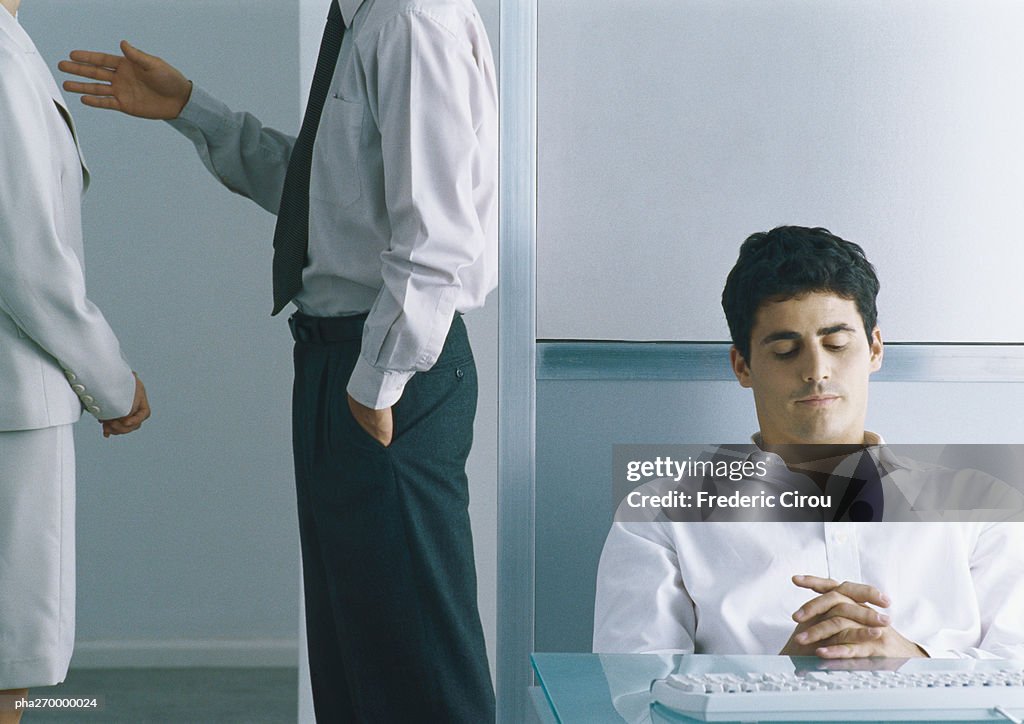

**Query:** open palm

left=59, top=41, right=191, bottom=120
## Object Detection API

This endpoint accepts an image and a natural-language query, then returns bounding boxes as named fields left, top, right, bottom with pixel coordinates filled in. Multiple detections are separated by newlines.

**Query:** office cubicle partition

left=497, top=2, right=537, bottom=721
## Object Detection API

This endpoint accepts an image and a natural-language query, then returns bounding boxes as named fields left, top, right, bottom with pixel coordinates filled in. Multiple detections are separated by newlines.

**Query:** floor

left=22, top=668, right=298, bottom=723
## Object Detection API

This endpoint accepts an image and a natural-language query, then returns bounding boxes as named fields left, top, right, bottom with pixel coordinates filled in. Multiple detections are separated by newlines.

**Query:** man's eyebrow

left=760, top=324, right=857, bottom=345
left=818, top=323, right=857, bottom=336
left=760, top=331, right=800, bottom=345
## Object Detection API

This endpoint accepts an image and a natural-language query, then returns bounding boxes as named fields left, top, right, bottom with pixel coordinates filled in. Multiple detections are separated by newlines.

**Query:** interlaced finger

left=816, top=642, right=876, bottom=659
left=822, top=602, right=888, bottom=627
left=794, top=590, right=856, bottom=621
left=796, top=616, right=858, bottom=645
left=793, top=576, right=890, bottom=607
left=792, top=574, right=841, bottom=594
left=833, top=580, right=890, bottom=607
left=798, top=616, right=885, bottom=646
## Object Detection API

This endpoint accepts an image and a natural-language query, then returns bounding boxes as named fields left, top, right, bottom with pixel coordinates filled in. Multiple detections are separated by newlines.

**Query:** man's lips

left=794, top=395, right=840, bottom=407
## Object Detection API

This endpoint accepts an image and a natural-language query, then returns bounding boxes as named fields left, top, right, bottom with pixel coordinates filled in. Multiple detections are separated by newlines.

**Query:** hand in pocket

left=347, top=393, right=393, bottom=447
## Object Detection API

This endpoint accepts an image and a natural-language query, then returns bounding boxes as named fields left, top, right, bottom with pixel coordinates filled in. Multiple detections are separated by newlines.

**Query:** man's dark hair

left=721, top=226, right=880, bottom=363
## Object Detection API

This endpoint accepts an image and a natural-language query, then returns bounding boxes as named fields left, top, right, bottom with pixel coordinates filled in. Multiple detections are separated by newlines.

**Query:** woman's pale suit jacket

left=0, top=10, right=135, bottom=431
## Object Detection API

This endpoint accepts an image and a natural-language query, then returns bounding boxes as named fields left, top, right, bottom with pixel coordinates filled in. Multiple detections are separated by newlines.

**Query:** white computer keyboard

left=651, top=668, right=1024, bottom=722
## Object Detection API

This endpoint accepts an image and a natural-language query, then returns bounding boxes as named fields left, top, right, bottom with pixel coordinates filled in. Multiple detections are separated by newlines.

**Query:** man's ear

left=869, top=327, right=884, bottom=373
left=730, top=346, right=753, bottom=388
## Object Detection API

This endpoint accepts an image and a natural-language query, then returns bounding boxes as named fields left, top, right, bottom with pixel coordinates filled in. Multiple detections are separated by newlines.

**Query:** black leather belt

left=288, top=312, right=368, bottom=344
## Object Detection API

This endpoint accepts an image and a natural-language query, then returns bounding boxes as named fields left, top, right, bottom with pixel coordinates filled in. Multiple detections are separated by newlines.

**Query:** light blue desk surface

left=531, top=653, right=1024, bottom=724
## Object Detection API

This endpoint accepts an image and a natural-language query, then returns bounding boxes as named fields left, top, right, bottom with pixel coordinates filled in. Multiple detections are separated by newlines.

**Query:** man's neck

left=756, top=433, right=874, bottom=492
left=755, top=430, right=879, bottom=460
left=1, top=0, right=19, bottom=18
left=773, top=444, right=865, bottom=491
left=765, top=442, right=865, bottom=466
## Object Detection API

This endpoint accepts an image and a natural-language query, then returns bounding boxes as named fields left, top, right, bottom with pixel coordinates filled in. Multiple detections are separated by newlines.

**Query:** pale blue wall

left=27, top=0, right=301, bottom=664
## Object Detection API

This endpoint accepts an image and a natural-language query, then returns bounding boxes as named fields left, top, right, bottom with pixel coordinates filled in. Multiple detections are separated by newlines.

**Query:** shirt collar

left=337, top=0, right=364, bottom=27
left=750, top=430, right=885, bottom=448
left=748, top=429, right=901, bottom=475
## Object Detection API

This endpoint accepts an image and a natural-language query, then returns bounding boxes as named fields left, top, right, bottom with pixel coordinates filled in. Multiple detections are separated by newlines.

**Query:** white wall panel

left=537, top=0, right=1024, bottom=342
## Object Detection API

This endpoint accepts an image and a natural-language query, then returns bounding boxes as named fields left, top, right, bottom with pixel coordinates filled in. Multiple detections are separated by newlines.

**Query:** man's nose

left=801, top=346, right=830, bottom=382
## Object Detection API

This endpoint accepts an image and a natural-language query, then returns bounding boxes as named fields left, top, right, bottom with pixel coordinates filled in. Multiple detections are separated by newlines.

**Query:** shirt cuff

left=917, top=644, right=958, bottom=659
left=347, top=356, right=415, bottom=409
left=166, top=85, right=233, bottom=140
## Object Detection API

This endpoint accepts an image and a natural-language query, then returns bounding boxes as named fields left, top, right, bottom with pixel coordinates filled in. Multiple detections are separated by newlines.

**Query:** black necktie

left=271, top=0, right=345, bottom=315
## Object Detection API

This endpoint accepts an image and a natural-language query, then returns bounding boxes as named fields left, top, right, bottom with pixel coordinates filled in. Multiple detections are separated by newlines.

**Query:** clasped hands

left=780, top=575, right=927, bottom=659
left=100, top=372, right=151, bottom=438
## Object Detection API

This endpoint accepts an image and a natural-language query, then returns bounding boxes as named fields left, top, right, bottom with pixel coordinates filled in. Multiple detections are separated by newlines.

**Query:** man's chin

left=786, top=433, right=863, bottom=448
left=775, top=421, right=861, bottom=447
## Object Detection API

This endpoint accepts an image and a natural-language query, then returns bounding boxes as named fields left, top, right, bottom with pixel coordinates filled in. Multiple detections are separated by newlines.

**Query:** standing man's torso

left=299, top=0, right=498, bottom=317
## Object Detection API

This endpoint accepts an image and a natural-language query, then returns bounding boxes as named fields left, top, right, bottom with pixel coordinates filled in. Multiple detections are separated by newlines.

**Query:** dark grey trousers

left=290, top=313, right=494, bottom=723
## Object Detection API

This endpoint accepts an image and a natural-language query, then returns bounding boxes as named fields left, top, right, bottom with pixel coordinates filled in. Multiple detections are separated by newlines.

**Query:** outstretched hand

left=59, top=41, right=192, bottom=119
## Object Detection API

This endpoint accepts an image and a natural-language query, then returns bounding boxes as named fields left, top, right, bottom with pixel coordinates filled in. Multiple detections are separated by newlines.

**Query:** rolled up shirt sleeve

left=167, top=86, right=295, bottom=216
left=346, top=9, right=494, bottom=409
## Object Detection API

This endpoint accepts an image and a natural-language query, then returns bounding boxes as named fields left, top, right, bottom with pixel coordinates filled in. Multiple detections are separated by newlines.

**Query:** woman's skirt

left=0, top=424, right=75, bottom=688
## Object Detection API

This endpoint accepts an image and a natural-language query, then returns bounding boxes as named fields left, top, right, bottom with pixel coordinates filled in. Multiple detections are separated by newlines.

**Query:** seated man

left=593, top=226, right=1024, bottom=660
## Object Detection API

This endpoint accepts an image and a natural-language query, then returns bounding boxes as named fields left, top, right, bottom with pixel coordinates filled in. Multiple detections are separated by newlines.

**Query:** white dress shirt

left=593, top=434, right=1024, bottom=659
left=169, top=0, right=497, bottom=408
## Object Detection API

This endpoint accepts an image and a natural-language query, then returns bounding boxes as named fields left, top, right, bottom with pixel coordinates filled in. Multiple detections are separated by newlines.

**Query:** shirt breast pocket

left=310, top=95, right=365, bottom=208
